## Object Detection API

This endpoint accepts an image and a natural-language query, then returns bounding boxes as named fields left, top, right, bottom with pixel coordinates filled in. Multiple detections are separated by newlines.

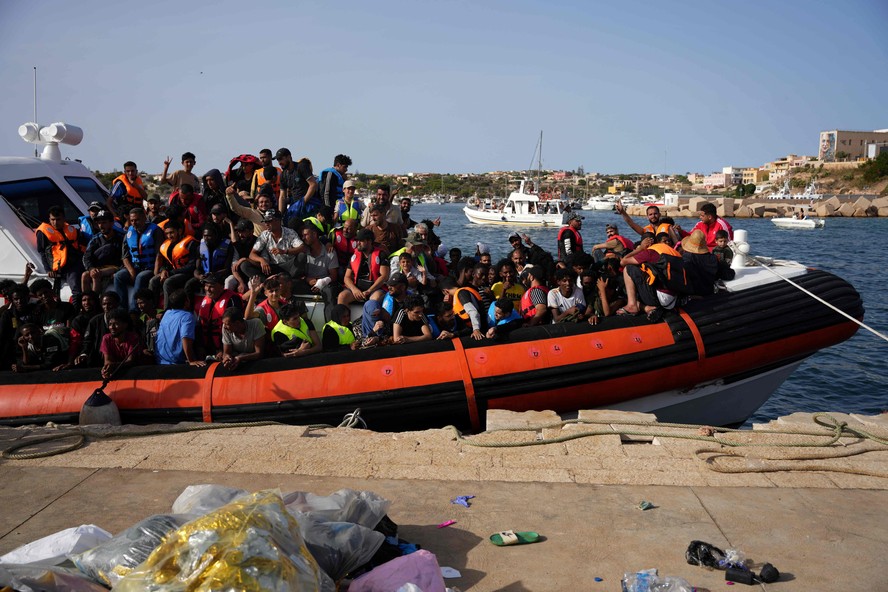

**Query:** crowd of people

left=0, top=148, right=736, bottom=376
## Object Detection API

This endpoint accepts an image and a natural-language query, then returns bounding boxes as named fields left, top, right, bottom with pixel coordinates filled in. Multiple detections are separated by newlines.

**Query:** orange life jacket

left=113, top=173, right=145, bottom=206
left=453, top=287, right=482, bottom=321
left=159, top=236, right=196, bottom=269
left=36, top=222, right=84, bottom=271
left=158, top=218, right=195, bottom=238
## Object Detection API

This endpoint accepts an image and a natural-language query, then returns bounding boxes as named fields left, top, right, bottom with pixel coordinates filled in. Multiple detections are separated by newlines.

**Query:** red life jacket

left=349, top=248, right=384, bottom=282
left=256, top=298, right=287, bottom=332
left=612, top=234, right=634, bottom=251
left=520, top=285, right=550, bottom=319
left=558, top=226, right=583, bottom=250
left=197, top=289, right=242, bottom=351
left=332, top=229, right=358, bottom=267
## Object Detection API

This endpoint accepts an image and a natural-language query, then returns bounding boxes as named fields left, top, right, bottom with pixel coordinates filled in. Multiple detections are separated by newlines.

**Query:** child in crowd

left=100, top=309, right=141, bottom=379
left=711, top=230, right=733, bottom=266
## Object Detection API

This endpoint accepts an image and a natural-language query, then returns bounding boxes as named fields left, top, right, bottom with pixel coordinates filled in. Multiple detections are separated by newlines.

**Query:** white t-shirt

left=547, top=285, right=587, bottom=314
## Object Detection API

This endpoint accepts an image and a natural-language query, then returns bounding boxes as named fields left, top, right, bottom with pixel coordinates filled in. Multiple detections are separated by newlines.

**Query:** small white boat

left=768, top=180, right=792, bottom=200
left=584, top=195, right=616, bottom=211
left=464, top=179, right=564, bottom=226
left=771, top=216, right=826, bottom=229
left=792, top=179, right=823, bottom=201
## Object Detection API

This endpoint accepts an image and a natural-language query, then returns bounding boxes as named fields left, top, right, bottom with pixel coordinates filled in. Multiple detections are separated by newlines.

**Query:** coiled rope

left=446, top=413, right=888, bottom=478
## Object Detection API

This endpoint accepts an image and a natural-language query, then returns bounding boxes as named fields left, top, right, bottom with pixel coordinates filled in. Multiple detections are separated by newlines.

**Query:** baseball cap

left=94, top=209, right=113, bottom=221
left=146, top=194, right=161, bottom=203
left=508, top=232, right=521, bottom=242
left=273, top=148, right=291, bottom=161
left=235, top=219, right=254, bottom=231
left=605, top=223, right=618, bottom=231
left=201, top=271, right=225, bottom=285
left=343, top=179, right=356, bottom=189
left=476, top=241, right=490, bottom=255
left=88, top=201, right=102, bottom=211
left=210, top=204, right=226, bottom=215
left=261, top=209, right=282, bottom=222
left=406, top=232, right=428, bottom=247
left=568, top=212, right=584, bottom=222
left=356, top=228, right=375, bottom=241
left=387, top=271, right=407, bottom=285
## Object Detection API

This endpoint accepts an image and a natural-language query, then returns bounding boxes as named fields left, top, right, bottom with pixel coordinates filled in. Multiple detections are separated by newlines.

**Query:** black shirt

left=280, top=159, right=314, bottom=202
left=393, top=309, right=429, bottom=338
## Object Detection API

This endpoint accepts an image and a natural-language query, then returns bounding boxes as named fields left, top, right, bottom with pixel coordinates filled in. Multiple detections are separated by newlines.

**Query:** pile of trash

left=0, top=485, right=455, bottom=592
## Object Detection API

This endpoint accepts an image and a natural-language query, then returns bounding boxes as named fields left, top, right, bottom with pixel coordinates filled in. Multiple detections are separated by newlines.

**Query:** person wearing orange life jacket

left=518, top=266, right=550, bottom=325
left=197, top=271, right=243, bottom=358
left=591, top=223, right=635, bottom=262
left=618, top=239, right=683, bottom=322
left=158, top=204, right=196, bottom=238
left=107, top=161, right=148, bottom=220
left=250, top=149, right=281, bottom=199
left=36, top=205, right=88, bottom=303
left=338, top=228, right=390, bottom=305
left=439, top=276, right=485, bottom=340
left=557, top=211, right=585, bottom=261
left=149, top=219, right=199, bottom=309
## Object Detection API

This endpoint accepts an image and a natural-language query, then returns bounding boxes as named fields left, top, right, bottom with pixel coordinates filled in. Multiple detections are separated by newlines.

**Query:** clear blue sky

left=1, top=0, right=886, bottom=176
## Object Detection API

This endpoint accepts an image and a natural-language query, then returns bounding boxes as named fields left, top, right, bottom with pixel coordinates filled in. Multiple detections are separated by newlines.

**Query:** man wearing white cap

left=334, top=179, right=363, bottom=223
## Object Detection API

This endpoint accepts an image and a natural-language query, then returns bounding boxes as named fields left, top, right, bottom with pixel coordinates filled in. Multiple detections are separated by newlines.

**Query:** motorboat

left=0, top=124, right=865, bottom=431
left=768, top=180, right=792, bottom=200
left=583, top=195, right=616, bottom=211
left=771, top=216, right=826, bottom=229
left=792, top=179, right=824, bottom=200
left=463, top=179, right=564, bottom=226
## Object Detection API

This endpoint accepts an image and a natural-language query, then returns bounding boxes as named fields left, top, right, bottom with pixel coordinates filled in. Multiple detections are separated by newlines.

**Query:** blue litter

left=451, top=495, right=475, bottom=508
left=594, top=577, right=603, bottom=582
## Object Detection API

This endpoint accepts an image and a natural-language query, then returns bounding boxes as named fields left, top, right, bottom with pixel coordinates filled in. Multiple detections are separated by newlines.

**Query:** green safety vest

left=323, top=320, right=356, bottom=345
left=271, top=318, right=313, bottom=345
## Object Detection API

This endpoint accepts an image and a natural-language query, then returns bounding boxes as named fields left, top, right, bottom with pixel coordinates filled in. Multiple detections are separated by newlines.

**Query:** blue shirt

left=155, top=309, right=197, bottom=365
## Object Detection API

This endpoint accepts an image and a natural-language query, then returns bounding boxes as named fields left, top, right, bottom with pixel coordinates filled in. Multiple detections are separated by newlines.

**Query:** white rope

left=748, top=255, right=888, bottom=343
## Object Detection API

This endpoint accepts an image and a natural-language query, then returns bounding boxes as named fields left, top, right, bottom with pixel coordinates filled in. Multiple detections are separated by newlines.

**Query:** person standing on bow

left=318, top=154, right=352, bottom=210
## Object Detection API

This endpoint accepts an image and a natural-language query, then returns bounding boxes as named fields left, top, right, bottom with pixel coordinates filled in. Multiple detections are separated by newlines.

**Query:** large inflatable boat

left=0, top=263, right=862, bottom=430
left=0, top=122, right=864, bottom=430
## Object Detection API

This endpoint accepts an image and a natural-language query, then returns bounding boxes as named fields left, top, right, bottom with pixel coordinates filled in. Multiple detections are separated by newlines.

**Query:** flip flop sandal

left=489, top=530, right=541, bottom=546
left=617, top=307, right=641, bottom=317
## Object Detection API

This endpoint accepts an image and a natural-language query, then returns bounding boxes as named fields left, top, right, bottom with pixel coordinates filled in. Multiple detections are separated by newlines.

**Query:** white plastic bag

left=0, top=563, right=109, bottom=592
left=0, top=525, right=111, bottom=566
left=170, top=483, right=248, bottom=516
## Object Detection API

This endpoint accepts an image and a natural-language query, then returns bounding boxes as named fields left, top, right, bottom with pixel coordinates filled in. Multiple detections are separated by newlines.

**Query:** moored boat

left=463, top=179, right=564, bottom=226
left=771, top=216, right=826, bottom=229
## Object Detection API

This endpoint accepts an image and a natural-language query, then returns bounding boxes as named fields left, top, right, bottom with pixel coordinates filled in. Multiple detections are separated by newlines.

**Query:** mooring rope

left=748, top=254, right=888, bottom=343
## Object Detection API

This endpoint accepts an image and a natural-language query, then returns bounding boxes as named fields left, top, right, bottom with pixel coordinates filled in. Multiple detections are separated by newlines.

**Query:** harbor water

left=408, top=202, right=888, bottom=425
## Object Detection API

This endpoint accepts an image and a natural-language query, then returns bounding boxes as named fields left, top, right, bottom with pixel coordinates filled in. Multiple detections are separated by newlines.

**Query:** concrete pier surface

left=1, top=410, right=886, bottom=591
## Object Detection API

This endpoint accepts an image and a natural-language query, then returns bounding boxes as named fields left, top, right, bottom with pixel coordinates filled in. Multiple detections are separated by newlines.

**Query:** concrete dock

left=1, top=410, right=886, bottom=591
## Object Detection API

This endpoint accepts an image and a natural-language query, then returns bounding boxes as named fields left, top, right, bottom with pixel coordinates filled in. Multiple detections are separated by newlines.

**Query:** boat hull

left=771, top=218, right=825, bottom=229
left=0, top=269, right=863, bottom=431
left=463, top=206, right=562, bottom=226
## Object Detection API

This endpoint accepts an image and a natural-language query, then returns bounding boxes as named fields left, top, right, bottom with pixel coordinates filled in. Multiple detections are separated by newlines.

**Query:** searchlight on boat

left=18, top=121, right=83, bottom=162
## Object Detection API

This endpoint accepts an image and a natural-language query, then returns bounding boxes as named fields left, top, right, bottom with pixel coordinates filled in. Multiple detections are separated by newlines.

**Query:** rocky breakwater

left=625, top=195, right=888, bottom=219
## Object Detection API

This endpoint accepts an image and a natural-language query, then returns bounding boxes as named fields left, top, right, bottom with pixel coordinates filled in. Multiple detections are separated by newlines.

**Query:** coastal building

left=819, top=129, right=888, bottom=161
left=703, top=172, right=729, bottom=188
left=762, top=154, right=813, bottom=180
left=687, top=173, right=705, bottom=185
left=742, top=167, right=769, bottom=185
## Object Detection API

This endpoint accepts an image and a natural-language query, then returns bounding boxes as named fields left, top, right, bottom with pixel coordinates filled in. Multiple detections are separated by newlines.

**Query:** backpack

left=641, top=253, right=689, bottom=295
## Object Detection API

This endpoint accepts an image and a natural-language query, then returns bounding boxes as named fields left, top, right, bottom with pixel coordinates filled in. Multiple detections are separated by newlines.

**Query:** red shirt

left=99, top=332, right=140, bottom=364
left=692, top=217, right=733, bottom=248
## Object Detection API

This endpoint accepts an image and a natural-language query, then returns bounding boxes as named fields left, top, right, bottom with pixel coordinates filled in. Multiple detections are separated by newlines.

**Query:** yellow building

left=742, top=168, right=768, bottom=184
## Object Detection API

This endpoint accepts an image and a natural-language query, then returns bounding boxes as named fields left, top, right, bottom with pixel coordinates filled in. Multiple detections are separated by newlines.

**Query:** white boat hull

left=463, top=206, right=562, bottom=226
left=771, top=217, right=825, bottom=229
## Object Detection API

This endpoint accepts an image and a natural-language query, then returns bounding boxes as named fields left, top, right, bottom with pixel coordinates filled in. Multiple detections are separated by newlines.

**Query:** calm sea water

left=409, top=202, right=888, bottom=425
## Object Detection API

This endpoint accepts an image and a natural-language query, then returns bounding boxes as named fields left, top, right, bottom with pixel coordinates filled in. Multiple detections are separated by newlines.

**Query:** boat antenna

left=33, top=66, right=38, bottom=157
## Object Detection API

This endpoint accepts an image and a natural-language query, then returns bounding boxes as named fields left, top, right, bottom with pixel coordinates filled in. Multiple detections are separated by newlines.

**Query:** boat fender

left=79, top=388, right=121, bottom=426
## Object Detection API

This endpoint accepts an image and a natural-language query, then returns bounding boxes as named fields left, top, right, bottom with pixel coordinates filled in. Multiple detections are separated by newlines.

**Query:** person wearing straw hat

left=680, top=229, right=719, bottom=296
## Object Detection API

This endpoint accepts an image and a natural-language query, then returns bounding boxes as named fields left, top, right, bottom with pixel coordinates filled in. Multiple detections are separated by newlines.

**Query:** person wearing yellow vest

left=322, top=304, right=357, bottom=351
left=618, top=240, right=682, bottom=321
left=271, top=301, right=321, bottom=358
left=150, top=219, right=199, bottom=309
left=107, top=161, right=148, bottom=220
left=36, top=205, right=88, bottom=303
left=334, top=179, right=363, bottom=223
